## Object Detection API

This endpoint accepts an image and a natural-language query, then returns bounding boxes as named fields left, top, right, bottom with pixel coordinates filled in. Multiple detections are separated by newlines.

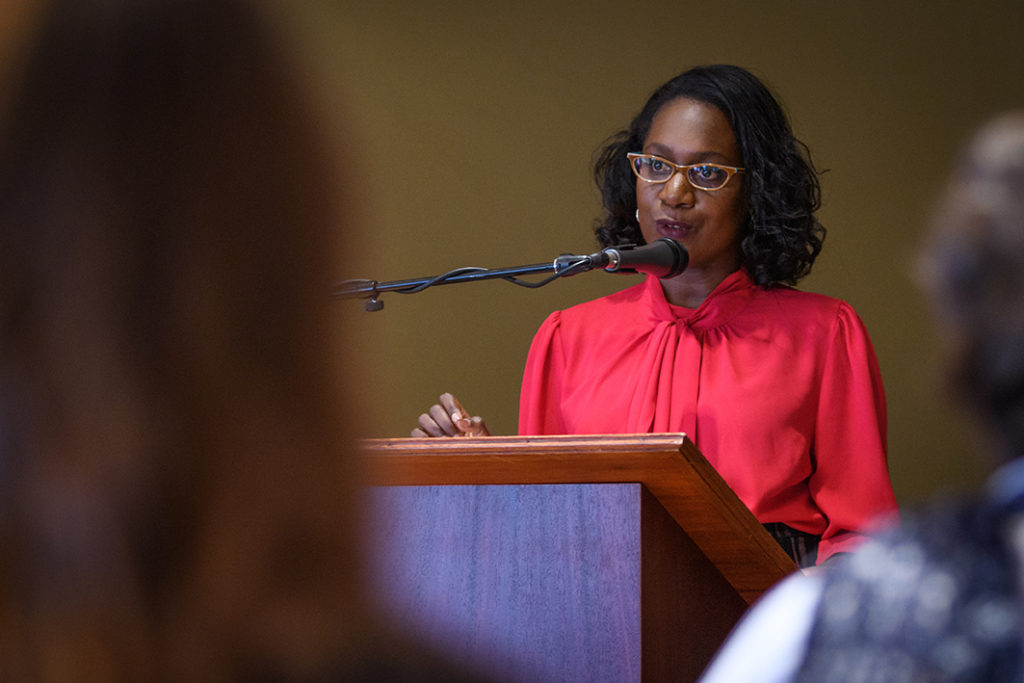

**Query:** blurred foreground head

left=0, top=0, right=372, bottom=678
left=920, top=112, right=1024, bottom=462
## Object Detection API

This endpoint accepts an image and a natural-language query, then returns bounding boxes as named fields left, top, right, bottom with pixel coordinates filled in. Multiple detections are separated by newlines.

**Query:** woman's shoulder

left=534, top=279, right=652, bottom=341
left=559, top=278, right=650, bottom=317
left=745, top=286, right=874, bottom=345
left=757, top=285, right=863, bottom=320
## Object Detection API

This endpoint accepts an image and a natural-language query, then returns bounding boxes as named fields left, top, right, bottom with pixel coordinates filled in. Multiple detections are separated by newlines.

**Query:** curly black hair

left=593, top=65, right=825, bottom=287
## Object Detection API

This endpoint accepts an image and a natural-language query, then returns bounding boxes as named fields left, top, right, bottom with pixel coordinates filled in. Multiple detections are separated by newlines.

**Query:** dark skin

left=412, top=392, right=489, bottom=437
left=635, top=97, right=746, bottom=308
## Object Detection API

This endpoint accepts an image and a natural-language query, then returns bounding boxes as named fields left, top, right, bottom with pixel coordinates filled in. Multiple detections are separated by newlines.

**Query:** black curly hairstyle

left=593, top=64, right=825, bottom=287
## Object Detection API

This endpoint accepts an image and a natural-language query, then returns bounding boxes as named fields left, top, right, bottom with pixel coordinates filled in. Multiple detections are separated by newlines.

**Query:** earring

left=635, top=209, right=640, bottom=223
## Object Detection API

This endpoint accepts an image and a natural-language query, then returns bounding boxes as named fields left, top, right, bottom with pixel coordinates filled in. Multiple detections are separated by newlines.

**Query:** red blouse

left=518, top=269, right=898, bottom=563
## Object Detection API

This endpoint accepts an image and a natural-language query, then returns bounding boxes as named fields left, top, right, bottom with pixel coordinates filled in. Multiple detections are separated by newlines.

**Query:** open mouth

left=656, top=220, right=692, bottom=240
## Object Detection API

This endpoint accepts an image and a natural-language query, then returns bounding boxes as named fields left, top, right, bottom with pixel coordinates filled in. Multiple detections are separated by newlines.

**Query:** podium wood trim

left=361, top=433, right=795, bottom=603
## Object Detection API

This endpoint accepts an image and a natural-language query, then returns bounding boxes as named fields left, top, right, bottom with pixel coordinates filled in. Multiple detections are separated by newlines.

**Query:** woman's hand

left=412, top=392, right=490, bottom=437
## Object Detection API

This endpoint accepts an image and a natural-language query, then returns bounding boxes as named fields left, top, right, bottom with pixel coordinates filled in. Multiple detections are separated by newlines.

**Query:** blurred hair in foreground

left=919, top=112, right=1024, bottom=463
left=0, top=0, right=481, bottom=679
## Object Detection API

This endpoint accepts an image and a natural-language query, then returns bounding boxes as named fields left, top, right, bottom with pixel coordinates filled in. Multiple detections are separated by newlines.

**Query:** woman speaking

left=415, top=65, right=898, bottom=568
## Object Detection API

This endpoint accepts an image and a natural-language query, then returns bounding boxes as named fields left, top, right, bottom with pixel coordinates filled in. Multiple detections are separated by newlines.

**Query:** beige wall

left=298, top=1, right=1024, bottom=505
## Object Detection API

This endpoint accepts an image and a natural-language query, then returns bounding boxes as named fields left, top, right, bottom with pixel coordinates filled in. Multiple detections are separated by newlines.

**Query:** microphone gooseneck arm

left=334, top=238, right=687, bottom=312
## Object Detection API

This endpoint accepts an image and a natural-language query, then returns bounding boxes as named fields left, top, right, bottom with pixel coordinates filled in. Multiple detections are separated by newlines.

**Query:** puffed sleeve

left=518, top=311, right=567, bottom=435
left=811, top=302, right=899, bottom=562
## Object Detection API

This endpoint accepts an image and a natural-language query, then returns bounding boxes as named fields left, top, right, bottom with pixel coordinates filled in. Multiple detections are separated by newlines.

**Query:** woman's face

left=636, top=97, right=747, bottom=280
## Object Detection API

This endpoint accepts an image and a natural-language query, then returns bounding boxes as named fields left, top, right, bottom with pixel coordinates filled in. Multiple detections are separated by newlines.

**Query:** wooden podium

left=363, top=434, right=795, bottom=682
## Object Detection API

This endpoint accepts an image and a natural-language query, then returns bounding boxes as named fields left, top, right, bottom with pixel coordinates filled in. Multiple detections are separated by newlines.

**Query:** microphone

left=556, top=238, right=689, bottom=279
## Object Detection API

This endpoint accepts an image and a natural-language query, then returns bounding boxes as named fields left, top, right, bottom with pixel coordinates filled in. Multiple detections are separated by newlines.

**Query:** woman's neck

left=659, top=266, right=739, bottom=308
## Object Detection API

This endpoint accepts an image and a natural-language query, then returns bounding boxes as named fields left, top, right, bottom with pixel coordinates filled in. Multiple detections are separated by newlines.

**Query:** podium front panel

left=369, top=483, right=746, bottom=682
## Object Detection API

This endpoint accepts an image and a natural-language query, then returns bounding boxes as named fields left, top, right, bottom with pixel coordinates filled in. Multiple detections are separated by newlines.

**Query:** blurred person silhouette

left=700, top=112, right=1024, bottom=682
left=0, top=0, right=482, bottom=679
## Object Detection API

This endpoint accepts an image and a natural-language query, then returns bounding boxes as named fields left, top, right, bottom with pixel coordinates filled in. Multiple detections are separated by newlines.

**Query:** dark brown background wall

left=294, top=1, right=1024, bottom=505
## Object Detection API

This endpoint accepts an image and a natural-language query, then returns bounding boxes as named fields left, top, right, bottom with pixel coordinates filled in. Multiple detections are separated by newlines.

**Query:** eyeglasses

left=627, top=153, right=744, bottom=191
